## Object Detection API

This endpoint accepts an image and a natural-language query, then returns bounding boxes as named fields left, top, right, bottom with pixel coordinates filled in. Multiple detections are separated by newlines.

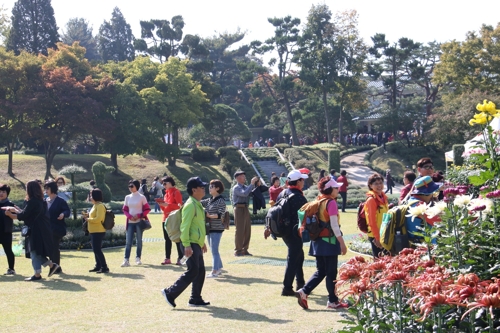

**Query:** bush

left=191, top=147, right=216, bottom=162
left=92, top=161, right=115, bottom=202
left=274, top=143, right=290, bottom=153
left=217, top=146, right=239, bottom=158
left=328, top=149, right=340, bottom=172
left=220, top=150, right=254, bottom=178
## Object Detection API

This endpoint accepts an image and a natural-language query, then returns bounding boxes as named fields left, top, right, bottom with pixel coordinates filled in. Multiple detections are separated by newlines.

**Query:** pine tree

left=6, top=0, right=59, bottom=55
left=61, top=18, right=100, bottom=61
left=97, top=7, right=135, bottom=62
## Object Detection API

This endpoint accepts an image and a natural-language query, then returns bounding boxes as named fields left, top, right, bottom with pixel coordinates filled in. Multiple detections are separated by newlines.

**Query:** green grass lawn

left=0, top=210, right=364, bottom=333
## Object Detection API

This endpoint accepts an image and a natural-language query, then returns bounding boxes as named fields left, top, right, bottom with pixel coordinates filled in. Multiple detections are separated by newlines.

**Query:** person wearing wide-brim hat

left=231, top=170, right=258, bottom=256
left=405, top=176, right=441, bottom=242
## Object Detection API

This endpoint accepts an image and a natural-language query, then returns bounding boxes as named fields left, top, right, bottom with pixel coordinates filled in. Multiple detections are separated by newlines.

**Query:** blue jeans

left=207, top=232, right=223, bottom=271
left=125, top=223, right=143, bottom=259
left=30, top=250, right=51, bottom=274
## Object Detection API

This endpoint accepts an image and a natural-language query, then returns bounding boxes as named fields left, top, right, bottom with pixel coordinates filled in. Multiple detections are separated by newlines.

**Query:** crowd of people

left=0, top=155, right=443, bottom=311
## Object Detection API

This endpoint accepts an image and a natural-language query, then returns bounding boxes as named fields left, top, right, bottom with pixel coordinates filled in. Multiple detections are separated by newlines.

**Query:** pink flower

left=486, top=190, right=500, bottom=198
left=470, top=205, right=486, bottom=212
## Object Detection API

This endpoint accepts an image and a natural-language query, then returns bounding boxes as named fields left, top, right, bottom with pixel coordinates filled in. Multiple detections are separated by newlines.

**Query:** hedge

left=191, top=147, right=216, bottom=161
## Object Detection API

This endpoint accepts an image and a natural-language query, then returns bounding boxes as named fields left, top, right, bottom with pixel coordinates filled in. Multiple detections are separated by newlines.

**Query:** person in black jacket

left=251, top=178, right=269, bottom=214
left=44, top=181, right=71, bottom=274
left=0, top=183, right=16, bottom=275
left=3, top=180, right=58, bottom=281
left=277, top=170, right=308, bottom=296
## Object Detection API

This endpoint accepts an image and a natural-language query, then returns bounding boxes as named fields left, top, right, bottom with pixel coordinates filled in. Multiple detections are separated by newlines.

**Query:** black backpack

left=100, top=204, right=115, bottom=230
left=265, top=192, right=294, bottom=237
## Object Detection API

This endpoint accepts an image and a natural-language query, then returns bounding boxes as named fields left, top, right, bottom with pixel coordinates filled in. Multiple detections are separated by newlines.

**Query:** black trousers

left=162, top=222, right=183, bottom=260
left=90, top=232, right=108, bottom=269
left=0, top=232, right=15, bottom=270
left=369, top=237, right=389, bottom=258
left=51, top=232, right=63, bottom=266
left=282, top=233, right=305, bottom=291
left=166, top=243, right=205, bottom=301
left=339, top=192, right=347, bottom=212
left=303, top=255, right=339, bottom=303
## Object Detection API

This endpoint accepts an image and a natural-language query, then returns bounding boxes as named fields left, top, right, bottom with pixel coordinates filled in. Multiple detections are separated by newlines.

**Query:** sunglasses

left=422, top=165, right=434, bottom=170
left=128, top=185, right=134, bottom=188
left=209, top=185, right=215, bottom=189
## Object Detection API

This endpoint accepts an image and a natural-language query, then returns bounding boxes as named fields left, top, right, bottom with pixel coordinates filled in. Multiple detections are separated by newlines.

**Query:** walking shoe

left=4, top=268, right=15, bottom=275
left=25, top=275, right=42, bottom=282
left=96, top=267, right=110, bottom=274
left=295, top=289, right=309, bottom=309
left=281, top=288, right=296, bottom=297
left=215, top=269, right=223, bottom=275
left=161, top=258, right=172, bottom=265
left=327, top=301, right=349, bottom=309
left=188, top=299, right=210, bottom=307
left=243, top=251, right=253, bottom=256
left=135, top=257, right=142, bottom=265
left=54, top=266, right=63, bottom=274
left=121, top=260, right=130, bottom=267
left=206, top=271, right=219, bottom=278
left=161, top=289, right=176, bottom=308
left=234, top=252, right=244, bottom=257
left=48, top=263, right=59, bottom=277
left=89, top=267, right=101, bottom=272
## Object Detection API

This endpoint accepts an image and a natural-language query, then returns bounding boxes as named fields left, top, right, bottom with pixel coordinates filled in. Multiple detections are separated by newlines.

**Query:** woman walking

left=85, top=188, right=109, bottom=273
left=295, top=176, right=348, bottom=310
left=268, top=176, right=283, bottom=207
left=122, top=180, right=151, bottom=267
left=159, top=177, right=183, bottom=265
left=0, top=184, right=16, bottom=275
left=201, top=179, right=227, bottom=278
left=3, top=180, right=58, bottom=281
left=44, top=181, right=71, bottom=274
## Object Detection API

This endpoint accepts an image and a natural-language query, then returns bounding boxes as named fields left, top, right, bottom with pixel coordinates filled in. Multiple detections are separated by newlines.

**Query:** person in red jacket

left=268, top=176, right=284, bottom=206
left=336, top=170, right=349, bottom=212
left=158, top=176, right=184, bottom=265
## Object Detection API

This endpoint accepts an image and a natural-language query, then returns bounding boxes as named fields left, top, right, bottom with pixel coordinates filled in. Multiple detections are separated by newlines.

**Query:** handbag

left=21, top=225, right=30, bottom=237
left=82, top=220, right=89, bottom=235
left=139, top=219, right=152, bottom=231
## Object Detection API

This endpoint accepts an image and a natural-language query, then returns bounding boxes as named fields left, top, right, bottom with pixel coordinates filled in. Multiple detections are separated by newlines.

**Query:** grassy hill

left=0, top=153, right=233, bottom=201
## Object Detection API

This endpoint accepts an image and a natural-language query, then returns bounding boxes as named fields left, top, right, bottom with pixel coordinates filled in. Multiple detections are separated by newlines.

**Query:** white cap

left=324, top=178, right=343, bottom=189
left=287, top=170, right=308, bottom=181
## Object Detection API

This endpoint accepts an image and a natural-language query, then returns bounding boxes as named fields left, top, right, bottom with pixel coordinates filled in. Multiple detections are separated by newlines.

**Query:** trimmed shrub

left=217, top=145, right=239, bottom=158
left=92, top=161, right=115, bottom=203
left=452, top=144, right=465, bottom=166
left=274, top=143, right=290, bottom=153
left=328, top=149, right=340, bottom=172
left=191, top=147, right=216, bottom=162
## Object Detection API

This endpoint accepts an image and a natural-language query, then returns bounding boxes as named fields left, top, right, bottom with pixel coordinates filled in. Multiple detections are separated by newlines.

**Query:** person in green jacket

left=161, top=177, right=209, bottom=308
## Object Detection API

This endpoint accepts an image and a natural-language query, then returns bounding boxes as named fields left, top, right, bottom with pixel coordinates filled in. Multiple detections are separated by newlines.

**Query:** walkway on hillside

left=341, top=151, right=402, bottom=193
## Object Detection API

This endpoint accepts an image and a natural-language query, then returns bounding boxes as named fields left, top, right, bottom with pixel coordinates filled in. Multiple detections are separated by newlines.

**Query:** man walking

left=279, top=170, right=308, bottom=296
left=161, top=177, right=209, bottom=308
left=232, top=171, right=258, bottom=256
left=336, top=170, right=348, bottom=212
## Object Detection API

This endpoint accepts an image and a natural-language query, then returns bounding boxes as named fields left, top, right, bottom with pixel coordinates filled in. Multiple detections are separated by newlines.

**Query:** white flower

left=426, top=201, right=447, bottom=219
left=453, top=195, right=472, bottom=207
left=468, top=198, right=494, bottom=215
left=406, top=202, right=429, bottom=222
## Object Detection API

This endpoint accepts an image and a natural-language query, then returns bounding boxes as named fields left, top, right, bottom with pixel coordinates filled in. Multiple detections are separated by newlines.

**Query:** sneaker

left=281, top=288, right=295, bottom=296
left=89, top=267, right=101, bottom=272
left=96, top=267, right=110, bottom=274
left=161, top=289, right=176, bottom=308
left=188, top=299, right=210, bottom=307
left=295, top=289, right=309, bottom=309
left=25, top=275, right=42, bottom=282
left=234, top=252, right=244, bottom=257
left=54, top=266, right=63, bottom=274
left=4, top=268, right=15, bottom=275
left=48, top=263, right=59, bottom=277
left=207, top=272, right=219, bottom=278
left=135, top=257, right=142, bottom=265
left=215, top=269, right=223, bottom=275
left=121, top=260, right=130, bottom=267
left=161, top=258, right=172, bottom=265
left=243, top=251, right=253, bottom=256
left=327, top=301, right=349, bottom=309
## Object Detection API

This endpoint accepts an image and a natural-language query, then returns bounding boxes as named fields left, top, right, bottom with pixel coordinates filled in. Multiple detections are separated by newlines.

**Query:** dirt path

left=341, top=151, right=403, bottom=194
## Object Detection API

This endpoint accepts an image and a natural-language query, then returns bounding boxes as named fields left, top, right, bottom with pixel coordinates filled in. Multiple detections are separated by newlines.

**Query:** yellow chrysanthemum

left=469, top=112, right=491, bottom=126
left=476, top=100, right=500, bottom=115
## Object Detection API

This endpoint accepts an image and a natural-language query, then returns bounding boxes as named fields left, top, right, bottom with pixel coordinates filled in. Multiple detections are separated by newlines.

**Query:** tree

left=0, top=48, right=40, bottom=176
left=61, top=18, right=100, bottom=61
left=189, top=104, right=251, bottom=146
left=6, top=0, right=59, bottom=55
left=251, top=16, right=301, bottom=145
left=0, top=4, right=10, bottom=45
left=434, top=23, right=500, bottom=95
left=140, top=57, right=207, bottom=166
left=23, top=43, right=111, bottom=179
left=134, top=16, right=184, bottom=63
left=97, top=7, right=134, bottom=62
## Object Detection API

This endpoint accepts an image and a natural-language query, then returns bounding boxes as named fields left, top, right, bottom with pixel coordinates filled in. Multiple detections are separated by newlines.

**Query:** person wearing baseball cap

left=162, top=176, right=210, bottom=308
left=232, top=170, right=258, bottom=256
left=276, top=169, right=308, bottom=296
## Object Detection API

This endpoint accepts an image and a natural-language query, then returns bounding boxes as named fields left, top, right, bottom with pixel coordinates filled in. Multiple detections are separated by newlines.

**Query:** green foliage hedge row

left=191, top=147, right=216, bottom=161
left=328, top=149, right=340, bottom=172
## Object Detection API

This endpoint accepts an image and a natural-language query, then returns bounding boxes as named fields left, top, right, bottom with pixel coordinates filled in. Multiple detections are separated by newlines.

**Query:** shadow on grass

left=38, top=279, right=87, bottom=292
left=174, top=306, right=292, bottom=324
left=211, top=274, right=280, bottom=286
